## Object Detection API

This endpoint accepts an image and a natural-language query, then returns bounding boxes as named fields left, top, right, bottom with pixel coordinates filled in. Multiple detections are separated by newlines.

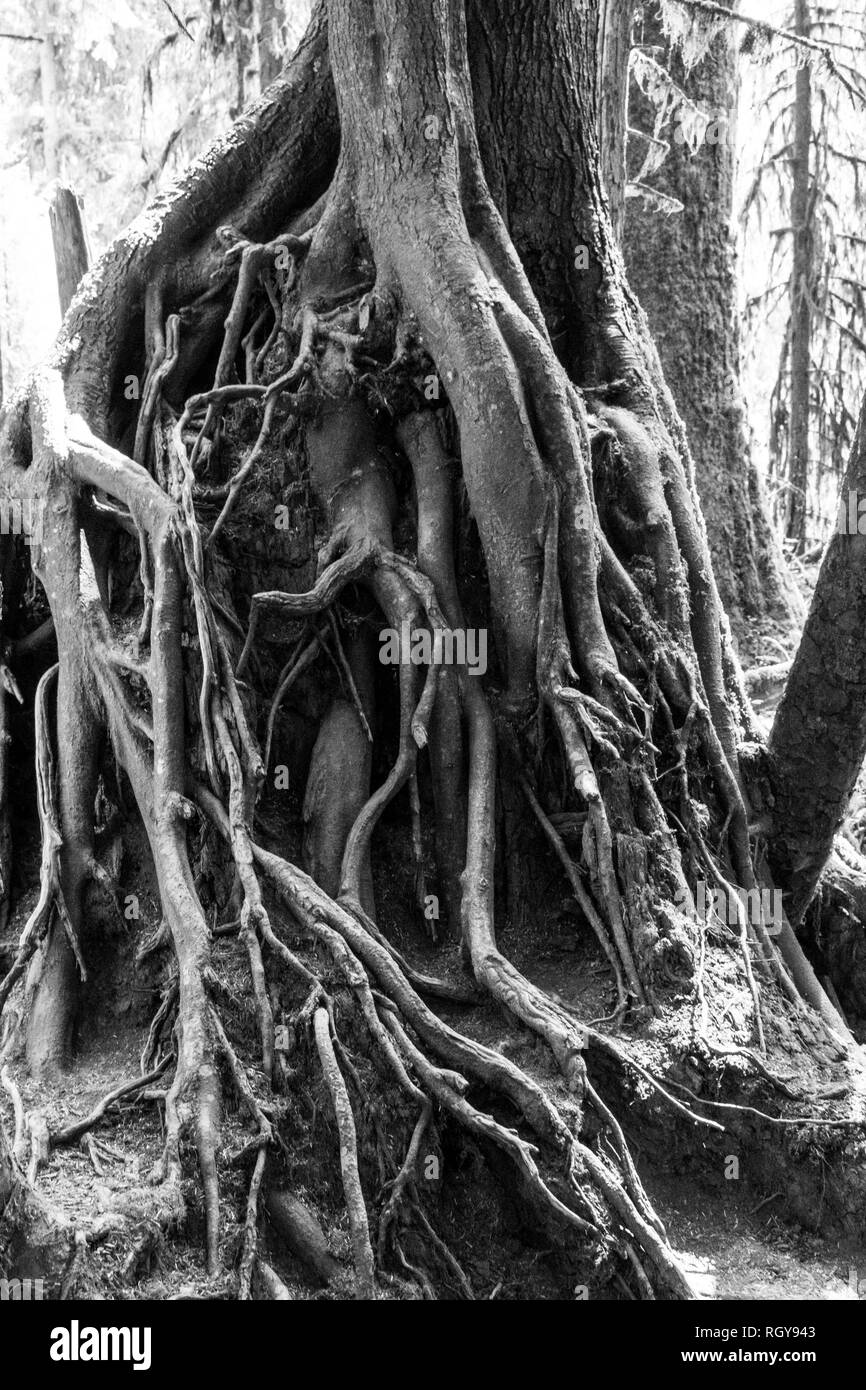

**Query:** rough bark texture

left=785, top=0, right=813, bottom=548
left=769, top=407, right=866, bottom=920
left=48, top=183, right=91, bottom=317
left=0, top=1119, right=12, bottom=1214
left=597, top=0, right=635, bottom=239
left=624, top=1, right=798, bottom=639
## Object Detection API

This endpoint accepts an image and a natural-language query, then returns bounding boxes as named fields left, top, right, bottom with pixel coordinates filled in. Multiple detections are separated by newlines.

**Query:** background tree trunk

left=769, top=403, right=866, bottom=919
left=258, top=0, right=285, bottom=87
left=38, top=5, right=59, bottom=180
left=48, top=183, right=91, bottom=317
left=785, top=0, right=813, bottom=548
left=624, top=1, right=799, bottom=641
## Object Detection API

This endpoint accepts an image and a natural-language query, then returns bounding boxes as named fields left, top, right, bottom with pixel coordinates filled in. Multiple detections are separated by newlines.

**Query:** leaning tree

left=1, top=0, right=865, bottom=1301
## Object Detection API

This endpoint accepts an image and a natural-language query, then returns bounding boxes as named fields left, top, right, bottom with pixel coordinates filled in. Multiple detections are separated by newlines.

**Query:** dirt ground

left=3, top=936, right=864, bottom=1300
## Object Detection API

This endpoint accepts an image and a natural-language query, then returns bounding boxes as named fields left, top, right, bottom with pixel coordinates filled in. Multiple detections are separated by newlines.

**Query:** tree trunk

left=623, top=1, right=798, bottom=638
left=38, top=7, right=59, bottom=180
left=258, top=0, right=285, bottom=87
left=48, top=183, right=91, bottom=316
left=597, top=0, right=634, bottom=239
left=786, top=0, right=813, bottom=548
left=768, top=404, right=866, bottom=919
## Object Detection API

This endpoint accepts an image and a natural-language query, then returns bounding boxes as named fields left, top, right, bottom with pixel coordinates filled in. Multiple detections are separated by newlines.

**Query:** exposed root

left=49, top=1060, right=173, bottom=1152
left=312, top=1005, right=375, bottom=1299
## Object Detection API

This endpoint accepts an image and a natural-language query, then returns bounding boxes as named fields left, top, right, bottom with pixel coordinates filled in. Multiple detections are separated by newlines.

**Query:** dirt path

left=649, top=1172, right=862, bottom=1300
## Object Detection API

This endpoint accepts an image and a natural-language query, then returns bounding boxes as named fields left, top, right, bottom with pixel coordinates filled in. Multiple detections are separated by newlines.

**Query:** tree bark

left=48, top=183, right=91, bottom=316
left=623, top=1, right=798, bottom=637
left=0, top=1116, right=13, bottom=1217
left=768, top=404, right=866, bottom=920
left=785, top=0, right=813, bottom=548
left=38, top=8, right=59, bottom=180
left=597, top=0, right=634, bottom=239
left=44, top=2, right=337, bottom=439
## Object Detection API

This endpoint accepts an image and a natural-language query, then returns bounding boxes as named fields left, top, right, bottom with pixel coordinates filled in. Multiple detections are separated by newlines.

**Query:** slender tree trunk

left=258, top=0, right=284, bottom=87
left=786, top=0, right=813, bottom=548
left=235, top=0, right=258, bottom=112
left=48, top=183, right=91, bottom=316
left=38, top=6, right=59, bottom=180
left=624, top=1, right=798, bottom=638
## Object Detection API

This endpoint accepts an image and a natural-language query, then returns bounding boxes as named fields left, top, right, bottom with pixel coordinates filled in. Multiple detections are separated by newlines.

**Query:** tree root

left=312, top=1005, right=375, bottom=1299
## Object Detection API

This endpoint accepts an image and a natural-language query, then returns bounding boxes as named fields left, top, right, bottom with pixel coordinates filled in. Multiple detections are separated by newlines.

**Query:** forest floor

left=3, top=843, right=865, bottom=1301
left=659, top=1176, right=859, bottom=1300
left=2, top=914, right=863, bottom=1300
